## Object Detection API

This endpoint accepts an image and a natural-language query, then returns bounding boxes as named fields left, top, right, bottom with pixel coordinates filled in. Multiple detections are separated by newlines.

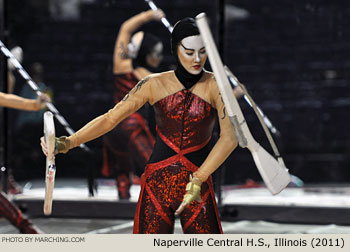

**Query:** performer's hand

left=40, top=136, right=49, bottom=156
left=40, top=136, right=70, bottom=156
left=36, top=93, right=51, bottom=110
left=233, top=86, right=244, bottom=99
left=150, top=9, right=165, bottom=21
left=175, top=175, right=202, bottom=216
left=55, top=136, right=70, bottom=154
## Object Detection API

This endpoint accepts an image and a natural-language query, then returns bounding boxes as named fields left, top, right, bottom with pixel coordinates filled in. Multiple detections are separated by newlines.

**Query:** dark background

left=1, top=0, right=349, bottom=185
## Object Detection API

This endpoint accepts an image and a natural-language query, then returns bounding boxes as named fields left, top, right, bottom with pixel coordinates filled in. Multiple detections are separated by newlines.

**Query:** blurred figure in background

left=0, top=85, right=48, bottom=234
left=102, top=9, right=165, bottom=199
left=16, top=62, right=51, bottom=130
left=13, top=62, right=52, bottom=182
left=3, top=47, right=51, bottom=194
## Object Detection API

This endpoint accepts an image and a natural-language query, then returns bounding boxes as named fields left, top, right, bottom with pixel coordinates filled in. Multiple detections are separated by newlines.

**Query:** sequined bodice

left=154, top=89, right=217, bottom=150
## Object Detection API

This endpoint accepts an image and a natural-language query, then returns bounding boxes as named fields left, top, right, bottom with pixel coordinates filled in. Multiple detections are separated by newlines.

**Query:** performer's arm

left=55, top=77, right=154, bottom=152
left=0, top=91, right=46, bottom=111
left=175, top=78, right=238, bottom=215
left=193, top=78, right=238, bottom=182
left=113, top=9, right=164, bottom=74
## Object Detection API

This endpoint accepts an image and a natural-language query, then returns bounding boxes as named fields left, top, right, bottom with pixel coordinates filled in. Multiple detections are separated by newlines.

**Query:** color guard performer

left=41, top=17, right=237, bottom=233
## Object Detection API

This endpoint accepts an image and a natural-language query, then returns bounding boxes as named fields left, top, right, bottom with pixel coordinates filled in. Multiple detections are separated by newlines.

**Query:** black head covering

left=171, top=17, right=204, bottom=89
left=133, top=33, right=162, bottom=69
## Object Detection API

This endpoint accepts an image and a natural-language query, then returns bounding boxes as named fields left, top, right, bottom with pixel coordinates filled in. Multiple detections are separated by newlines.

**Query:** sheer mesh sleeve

left=193, top=77, right=238, bottom=182
left=68, top=76, right=153, bottom=149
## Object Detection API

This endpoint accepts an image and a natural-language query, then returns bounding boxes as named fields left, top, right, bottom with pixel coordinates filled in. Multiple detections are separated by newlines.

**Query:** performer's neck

left=174, top=63, right=203, bottom=90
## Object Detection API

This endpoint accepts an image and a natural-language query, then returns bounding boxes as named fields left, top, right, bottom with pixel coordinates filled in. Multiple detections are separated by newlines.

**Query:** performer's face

left=177, top=35, right=207, bottom=75
left=147, top=42, right=163, bottom=68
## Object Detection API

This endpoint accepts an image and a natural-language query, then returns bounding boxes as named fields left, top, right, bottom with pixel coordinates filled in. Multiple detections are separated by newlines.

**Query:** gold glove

left=183, top=174, right=202, bottom=204
left=175, top=174, right=202, bottom=215
left=55, top=136, right=71, bottom=154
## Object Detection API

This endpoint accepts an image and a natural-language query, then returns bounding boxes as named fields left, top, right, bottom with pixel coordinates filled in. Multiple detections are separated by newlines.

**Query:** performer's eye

left=200, top=49, right=206, bottom=54
left=185, top=51, right=194, bottom=56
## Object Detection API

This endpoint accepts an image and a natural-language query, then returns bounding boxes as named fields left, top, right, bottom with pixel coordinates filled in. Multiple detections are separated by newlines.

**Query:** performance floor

left=1, top=178, right=350, bottom=234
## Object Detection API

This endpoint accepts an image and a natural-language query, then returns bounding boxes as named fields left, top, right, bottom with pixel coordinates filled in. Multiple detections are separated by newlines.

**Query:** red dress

left=133, top=89, right=223, bottom=233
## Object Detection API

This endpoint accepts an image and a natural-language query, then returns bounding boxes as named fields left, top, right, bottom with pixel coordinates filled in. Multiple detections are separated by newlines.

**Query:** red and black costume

left=133, top=89, right=222, bottom=233
left=0, top=192, right=41, bottom=233
left=102, top=73, right=154, bottom=199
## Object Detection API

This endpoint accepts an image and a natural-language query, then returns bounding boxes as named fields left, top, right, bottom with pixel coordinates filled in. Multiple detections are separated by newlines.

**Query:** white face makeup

left=151, top=42, right=163, bottom=58
left=147, top=42, right=163, bottom=68
left=177, top=35, right=207, bottom=75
